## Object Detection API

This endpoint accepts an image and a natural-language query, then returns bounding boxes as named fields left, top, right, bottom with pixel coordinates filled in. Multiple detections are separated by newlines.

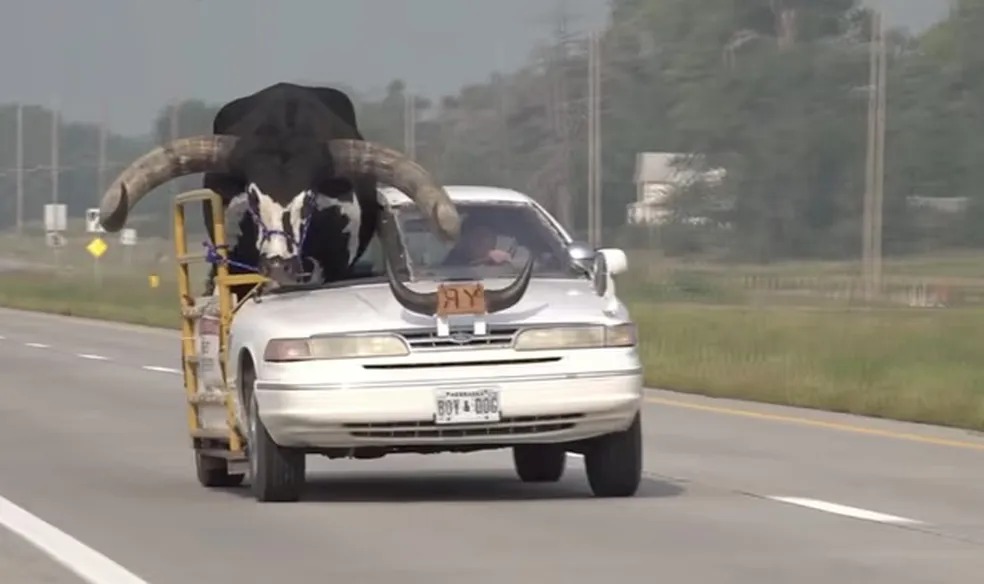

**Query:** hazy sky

left=2, top=0, right=948, bottom=136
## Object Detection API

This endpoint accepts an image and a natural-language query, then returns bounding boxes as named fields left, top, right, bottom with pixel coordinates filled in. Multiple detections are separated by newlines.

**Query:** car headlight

left=513, top=323, right=636, bottom=351
left=263, top=334, right=409, bottom=362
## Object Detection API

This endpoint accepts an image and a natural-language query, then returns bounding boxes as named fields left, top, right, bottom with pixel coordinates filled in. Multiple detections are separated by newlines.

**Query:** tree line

left=2, top=0, right=982, bottom=263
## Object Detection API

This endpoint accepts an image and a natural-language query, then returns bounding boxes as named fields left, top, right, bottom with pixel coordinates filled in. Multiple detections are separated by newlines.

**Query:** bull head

left=98, top=136, right=533, bottom=315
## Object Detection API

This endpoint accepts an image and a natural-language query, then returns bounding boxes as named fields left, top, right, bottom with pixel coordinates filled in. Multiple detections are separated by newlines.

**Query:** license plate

left=434, top=388, right=501, bottom=425
left=436, top=282, right=486, bottom=316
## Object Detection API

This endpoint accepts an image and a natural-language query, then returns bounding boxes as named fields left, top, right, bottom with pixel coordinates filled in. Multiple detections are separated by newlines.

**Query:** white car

left=223, top=185, right=644, bottom=502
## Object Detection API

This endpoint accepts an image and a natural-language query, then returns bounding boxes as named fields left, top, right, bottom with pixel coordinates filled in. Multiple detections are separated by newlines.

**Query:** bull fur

left=199, top=82, right=383, bottom=299
left=96, top=81, right=534, bottom=317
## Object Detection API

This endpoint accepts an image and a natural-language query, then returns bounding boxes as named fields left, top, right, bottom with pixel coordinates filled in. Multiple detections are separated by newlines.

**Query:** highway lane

left=1, top=526, right=85, bottom=583
left=1, top=306, right=983, bottom=583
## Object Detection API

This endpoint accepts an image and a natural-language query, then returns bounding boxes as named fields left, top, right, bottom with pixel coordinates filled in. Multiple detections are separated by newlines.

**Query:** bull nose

left=260, top=257, right=300, bottom=284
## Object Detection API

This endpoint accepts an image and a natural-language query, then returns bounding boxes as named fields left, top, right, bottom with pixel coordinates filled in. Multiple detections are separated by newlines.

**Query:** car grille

left=398, top=326, right=521, bottom=352
left=344, top=413, right=582, bottom=439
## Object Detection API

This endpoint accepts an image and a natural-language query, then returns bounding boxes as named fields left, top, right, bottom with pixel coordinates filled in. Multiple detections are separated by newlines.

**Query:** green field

left=3, top=245, right=983, bottom=432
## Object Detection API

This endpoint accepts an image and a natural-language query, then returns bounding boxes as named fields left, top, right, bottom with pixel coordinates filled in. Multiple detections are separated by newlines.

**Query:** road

left=0, top=306, right=982, bottom=583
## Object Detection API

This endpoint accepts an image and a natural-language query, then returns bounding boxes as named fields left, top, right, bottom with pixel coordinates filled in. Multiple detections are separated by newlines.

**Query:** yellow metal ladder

left=172, top=189, right=267, bottom=460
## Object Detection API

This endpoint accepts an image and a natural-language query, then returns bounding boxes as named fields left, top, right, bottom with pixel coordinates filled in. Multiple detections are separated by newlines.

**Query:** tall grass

left=633, top=303, right=984, bottom=429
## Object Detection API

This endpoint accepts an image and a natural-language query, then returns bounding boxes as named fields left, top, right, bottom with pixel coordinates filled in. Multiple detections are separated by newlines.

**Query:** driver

left=442, top=216, right=513, bottom=266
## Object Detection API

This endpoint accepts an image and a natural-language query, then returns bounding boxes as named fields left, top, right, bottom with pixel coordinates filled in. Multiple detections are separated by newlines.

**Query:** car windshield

left=389, top=200, right=580, bottom=281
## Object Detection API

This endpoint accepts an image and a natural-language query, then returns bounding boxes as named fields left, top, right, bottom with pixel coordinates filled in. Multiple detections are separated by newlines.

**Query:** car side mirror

left=567, top=241, right=596, bottom=272
left=597, top=248, right=628, bottom=275
left=591, top=248, right=628, bottom=301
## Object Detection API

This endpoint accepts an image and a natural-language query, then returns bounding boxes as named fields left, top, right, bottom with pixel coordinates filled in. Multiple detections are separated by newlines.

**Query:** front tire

left=512, top=444, right=566, bottom=482
left=584, top=412, right=642, bottom=497
left=244, top=369, right=305, bottom=502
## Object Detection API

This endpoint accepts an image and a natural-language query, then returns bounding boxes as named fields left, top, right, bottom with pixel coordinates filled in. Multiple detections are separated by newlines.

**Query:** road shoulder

left=0, top=526, right=86, bottom=584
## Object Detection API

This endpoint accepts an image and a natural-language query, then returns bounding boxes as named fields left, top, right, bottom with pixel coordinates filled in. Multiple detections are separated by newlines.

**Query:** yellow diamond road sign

left=86, top=237, right=107, bottom=259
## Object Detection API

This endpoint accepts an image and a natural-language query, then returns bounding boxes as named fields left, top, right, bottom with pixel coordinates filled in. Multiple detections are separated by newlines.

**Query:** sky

left=1, top=0, right=950, bottom=136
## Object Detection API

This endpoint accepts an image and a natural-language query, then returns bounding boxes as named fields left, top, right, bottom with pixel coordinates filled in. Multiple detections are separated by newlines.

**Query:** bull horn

left=323, top=139, right=460, bottom=243
left=377, top=206, right=534, bottom=317
left=485, top=255, right=535, bottom=313
left=383, top=253, right=437, bottom=316
left=384, top=255, right=536, bottom=317
left=377, top=208, right=435, bottom=315
left=99, top=135, right=239, bottom=232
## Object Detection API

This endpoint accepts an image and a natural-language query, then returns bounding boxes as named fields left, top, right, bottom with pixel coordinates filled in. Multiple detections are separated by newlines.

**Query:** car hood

left=233, top=277, right=630, bottom=337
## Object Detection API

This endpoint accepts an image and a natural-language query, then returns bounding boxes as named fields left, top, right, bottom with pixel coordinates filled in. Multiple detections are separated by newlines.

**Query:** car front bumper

left=253, top=368, right=643, bottom=449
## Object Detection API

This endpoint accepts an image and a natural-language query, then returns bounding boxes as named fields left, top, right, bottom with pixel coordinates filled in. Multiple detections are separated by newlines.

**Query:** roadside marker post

left=86, top=237, right=108, bottom=285
left=44, top=203, right=67, bottom=268
left=120, top=228, right=137, bottom=267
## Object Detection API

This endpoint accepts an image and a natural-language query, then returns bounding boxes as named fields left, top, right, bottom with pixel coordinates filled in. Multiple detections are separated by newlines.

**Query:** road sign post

left=44, top=204, right=67, bottom=232
left=45, top=232, right=65, bottom=249
left=86, top=237, right=108, bottom=285
left=44, top=204, right=67, bottom=268
left=120, top=228, right=137, bottom=266
left=85, top=208, right=104, bottom=234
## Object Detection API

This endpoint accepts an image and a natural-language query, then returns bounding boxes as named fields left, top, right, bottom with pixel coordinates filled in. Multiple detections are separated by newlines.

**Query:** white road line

left=77, top=354, right=109, bottom=361
left=141, top=365, right=181, bottom=375
left=24, top=342, right=50, bottom=348
left=0, top=494, right=149, bottom=584
left=767, top=496, right=923, bottom=525
left=566, top=453, right=584, bottom=459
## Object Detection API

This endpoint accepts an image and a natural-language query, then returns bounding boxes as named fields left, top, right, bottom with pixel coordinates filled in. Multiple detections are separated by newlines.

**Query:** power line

left=0, top=162, right=129, bottom=177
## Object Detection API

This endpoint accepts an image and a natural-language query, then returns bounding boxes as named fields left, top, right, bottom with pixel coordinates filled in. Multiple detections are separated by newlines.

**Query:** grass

left=0, top=270, right=179, bottom=328
left=2, top=265, right=982, bottom=432
left=633, top=303, right=984, bottom=430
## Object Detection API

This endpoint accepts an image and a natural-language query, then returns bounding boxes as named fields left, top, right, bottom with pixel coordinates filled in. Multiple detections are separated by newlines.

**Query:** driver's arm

left=486, top=248, right=512, bottom=264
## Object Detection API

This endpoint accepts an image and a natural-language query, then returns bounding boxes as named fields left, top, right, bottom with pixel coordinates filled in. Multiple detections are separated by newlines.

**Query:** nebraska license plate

left=434, top=388, right=501, bottom=425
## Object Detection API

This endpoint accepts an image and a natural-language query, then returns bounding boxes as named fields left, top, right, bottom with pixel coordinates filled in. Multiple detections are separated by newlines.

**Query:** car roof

left=379, top=185, right=535, bottom=207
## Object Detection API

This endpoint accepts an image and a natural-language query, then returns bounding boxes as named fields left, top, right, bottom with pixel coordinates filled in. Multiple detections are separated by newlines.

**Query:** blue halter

left=202, top=191, right=316, bottom=276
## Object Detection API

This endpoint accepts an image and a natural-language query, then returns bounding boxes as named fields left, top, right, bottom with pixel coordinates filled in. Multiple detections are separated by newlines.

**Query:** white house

left=626, top=152, right=726, bottom=226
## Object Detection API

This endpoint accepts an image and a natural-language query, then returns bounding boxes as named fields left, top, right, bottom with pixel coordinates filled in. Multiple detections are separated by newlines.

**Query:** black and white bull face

left=234, top=182, right=361, bottom=285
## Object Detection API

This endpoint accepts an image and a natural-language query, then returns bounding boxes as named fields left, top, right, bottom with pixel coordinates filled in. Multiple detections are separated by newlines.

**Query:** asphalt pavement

left=0, top=306, right=982, bottom=583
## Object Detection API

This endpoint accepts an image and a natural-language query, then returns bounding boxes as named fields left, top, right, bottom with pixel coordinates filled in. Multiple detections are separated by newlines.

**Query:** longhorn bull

left=96, top=82, right=532, bottom=315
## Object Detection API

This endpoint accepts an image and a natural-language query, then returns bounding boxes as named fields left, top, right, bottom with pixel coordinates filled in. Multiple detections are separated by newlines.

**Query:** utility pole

left=862, top=5, right=886, bottom=302
left=404, top=90, right=416, bottom=160
left=873, top=3, right=887, bottom=298
left=586, top=32, right=603, bottom=247
left=494, top=43, right=512, bottom=185
left=15, top=103, right=23, bottom=235
left=587, top=33, right=595, bottom=246
left=169, top=100, right=180, bottom=246
left=170, top=101, right=180, bottom=148
left=169, top=99, right=181, bottom=196
left=97, top=109, right=108, bottom=199
left=551, top=4, right=575, bottom=230
left=50, top=98, right=59, bottom=204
